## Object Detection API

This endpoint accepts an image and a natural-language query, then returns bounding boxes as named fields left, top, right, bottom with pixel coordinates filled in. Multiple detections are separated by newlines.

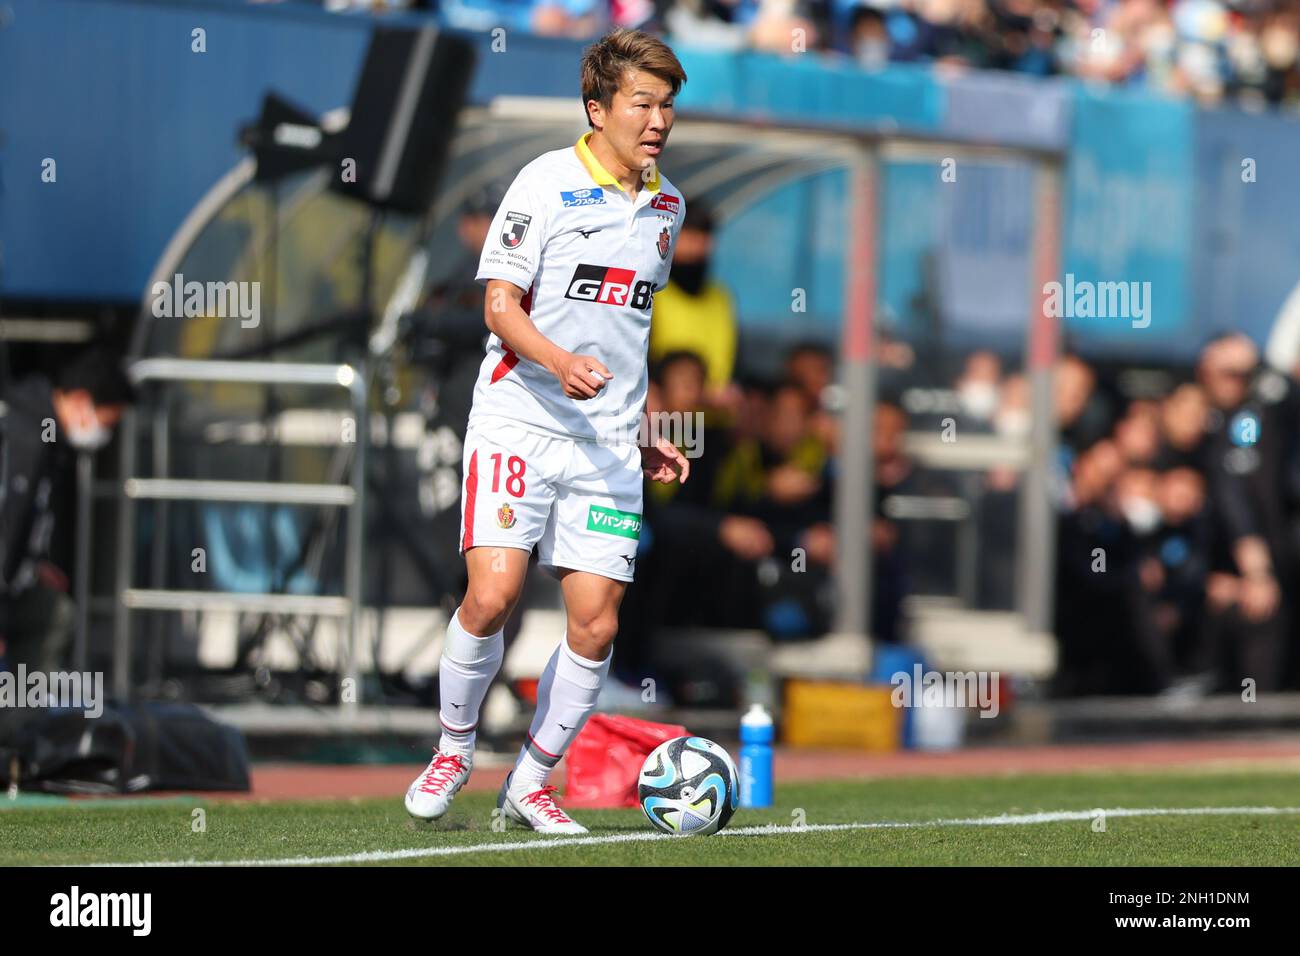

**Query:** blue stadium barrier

left=4, top=0, right=1300, bottom=362
left=1062, top=86, right=1195, bottom=358
left=1191, top=107, right=1300, bottom=350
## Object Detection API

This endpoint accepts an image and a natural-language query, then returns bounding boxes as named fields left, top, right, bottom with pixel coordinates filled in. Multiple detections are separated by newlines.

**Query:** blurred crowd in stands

left=1052, top=334, right=1300, bottom=697
left=319, top=0, right=1300, bottom=107
left=425, top=189, right=1300, bottom=700
left=618, top=202, right=1300, bottom=698
left=634, top=265, right=1300, bottom=697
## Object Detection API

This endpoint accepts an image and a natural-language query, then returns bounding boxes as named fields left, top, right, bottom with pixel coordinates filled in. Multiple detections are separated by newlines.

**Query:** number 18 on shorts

left=458, top=417, right=644, bottom=582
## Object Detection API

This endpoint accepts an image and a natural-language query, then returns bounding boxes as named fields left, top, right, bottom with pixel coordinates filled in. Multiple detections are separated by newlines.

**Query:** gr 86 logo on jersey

left=565, top=264, right=656, bottom=310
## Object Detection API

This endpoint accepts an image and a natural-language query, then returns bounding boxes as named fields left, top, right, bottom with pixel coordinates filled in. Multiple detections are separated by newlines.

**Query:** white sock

left=437, top=607, right=504, bottom=758
left=512, top=637, right=610, bottom=791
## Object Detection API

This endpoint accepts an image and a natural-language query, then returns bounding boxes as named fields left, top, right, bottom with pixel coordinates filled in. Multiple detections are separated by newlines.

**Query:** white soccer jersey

left=473, top=132, right=685, bottom=444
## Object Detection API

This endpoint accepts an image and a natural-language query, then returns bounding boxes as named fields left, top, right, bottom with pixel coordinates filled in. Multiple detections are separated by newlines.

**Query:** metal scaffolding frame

left=112, top=359, right=369, bottom=712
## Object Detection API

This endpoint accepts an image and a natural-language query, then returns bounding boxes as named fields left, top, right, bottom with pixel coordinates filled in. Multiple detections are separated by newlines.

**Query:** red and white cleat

left=404, top=750, right=473, bottom=821
left=496, top=775, right=588, bottom=835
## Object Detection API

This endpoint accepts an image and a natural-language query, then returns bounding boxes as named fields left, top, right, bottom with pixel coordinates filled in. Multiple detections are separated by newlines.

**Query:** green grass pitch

left=4, top=770, right=1299, bottom=866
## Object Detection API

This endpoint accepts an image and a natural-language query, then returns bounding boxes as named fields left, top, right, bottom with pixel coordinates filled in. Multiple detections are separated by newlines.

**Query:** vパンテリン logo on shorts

left=586, top=505, right=641, bottom=539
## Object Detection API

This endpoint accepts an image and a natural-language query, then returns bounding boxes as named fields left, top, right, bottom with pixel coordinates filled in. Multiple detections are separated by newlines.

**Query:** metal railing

left=112, top=358, right=368, bottom=713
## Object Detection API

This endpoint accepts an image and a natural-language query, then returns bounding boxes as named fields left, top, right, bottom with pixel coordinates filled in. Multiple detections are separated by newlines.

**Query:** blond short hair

left=580, top=29, right=687, bottom=128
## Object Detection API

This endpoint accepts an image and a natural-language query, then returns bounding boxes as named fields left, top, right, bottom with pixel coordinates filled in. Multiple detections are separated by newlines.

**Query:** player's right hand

left=553, top=352, right=613, bottom=400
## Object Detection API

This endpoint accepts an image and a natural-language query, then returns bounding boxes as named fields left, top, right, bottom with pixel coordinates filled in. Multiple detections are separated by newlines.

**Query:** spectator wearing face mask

left=1111, top=466, right=1167, bottom=692
left=977, top=371, right=1028, bottom=608
left=954, top=350, right=1003, bottom=429
left=846, top=2, right=892, bottom=69
left=648, top=203, right=741, bottom=421
left=992, top=371, right=1032, bottom=440
left=1116, top=467, right=1162, bottom=538
left=1196, top=333, right=1288, bottom=691
left=0, top=346, right=134, bottom=686
left=1115, top=465, right=1213, bottom=694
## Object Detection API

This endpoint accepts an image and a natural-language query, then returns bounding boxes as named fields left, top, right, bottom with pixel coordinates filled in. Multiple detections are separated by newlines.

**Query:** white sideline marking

left=95, top=805, right=1300, bottom=867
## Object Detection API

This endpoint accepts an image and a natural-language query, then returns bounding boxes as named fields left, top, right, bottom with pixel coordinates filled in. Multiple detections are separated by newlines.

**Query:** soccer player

left=404, top=30, right=691, bottom=833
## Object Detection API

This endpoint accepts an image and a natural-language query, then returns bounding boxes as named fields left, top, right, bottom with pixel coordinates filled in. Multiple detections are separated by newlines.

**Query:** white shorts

left=458, top=415, right=644, bottom=582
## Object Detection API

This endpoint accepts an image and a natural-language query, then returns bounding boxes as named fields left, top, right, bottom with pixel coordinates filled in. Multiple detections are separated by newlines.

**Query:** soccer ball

left=638, top=736, right=739, bottom=836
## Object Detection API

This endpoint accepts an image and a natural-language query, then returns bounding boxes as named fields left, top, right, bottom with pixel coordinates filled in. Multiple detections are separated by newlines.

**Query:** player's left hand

left=641, top=437, right=689, bottom=485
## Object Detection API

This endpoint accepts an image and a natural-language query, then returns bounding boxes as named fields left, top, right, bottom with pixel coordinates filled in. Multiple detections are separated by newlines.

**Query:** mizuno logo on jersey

left=565, top=264, right=656, bottom=310
left=650, top=193, right=680, bottom=214
left=561, top=187, right=605, bottom=207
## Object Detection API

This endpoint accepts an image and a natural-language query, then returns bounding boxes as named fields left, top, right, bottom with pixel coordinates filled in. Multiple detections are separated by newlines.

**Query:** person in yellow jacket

left=649, top=202, right=740, bottom=421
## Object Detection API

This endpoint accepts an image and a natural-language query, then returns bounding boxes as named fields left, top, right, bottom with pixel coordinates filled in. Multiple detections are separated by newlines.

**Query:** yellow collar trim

left=575, top=132, right=660, bottom=194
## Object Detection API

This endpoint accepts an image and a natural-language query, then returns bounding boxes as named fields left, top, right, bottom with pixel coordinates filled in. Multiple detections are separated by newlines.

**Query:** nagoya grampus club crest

left=497, top=503, right=516, bottom=529
left=657, top=226, right=671, bottom=260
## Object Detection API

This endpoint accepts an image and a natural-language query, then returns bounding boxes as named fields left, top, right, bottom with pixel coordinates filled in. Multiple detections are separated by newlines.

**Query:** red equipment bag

left=564, top=713, right=688, bottom=808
